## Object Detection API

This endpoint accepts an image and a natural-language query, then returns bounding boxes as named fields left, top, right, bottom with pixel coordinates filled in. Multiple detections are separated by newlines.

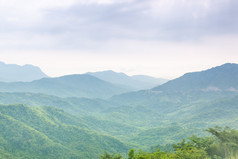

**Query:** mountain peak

left=220, top=62, right=237, bottom=66
left=0, top=61, right=48, bottom=82
left=153, top=63, right=238, bottom=92
left=207, top=63, right=238, bottom=71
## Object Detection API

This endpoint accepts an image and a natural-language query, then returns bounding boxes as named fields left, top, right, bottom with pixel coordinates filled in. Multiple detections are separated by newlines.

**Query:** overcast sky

left=0, top=0, right=238, bottom=79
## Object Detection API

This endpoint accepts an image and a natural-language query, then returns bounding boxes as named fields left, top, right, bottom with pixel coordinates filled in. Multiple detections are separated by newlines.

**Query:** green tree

left=176, top=147, right=209, bottom=159
left=206, top=126, right=238, bottom=159
left=100, top=151, right=123, bottom=159
left=173, top=138, right=210, bottom=159
left=128, top=149, right=135, bottom=159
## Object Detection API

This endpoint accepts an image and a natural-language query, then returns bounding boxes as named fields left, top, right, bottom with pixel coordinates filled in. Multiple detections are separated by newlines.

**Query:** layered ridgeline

left=111, top=63, right=238, bottom=105
left=0, top=92, right=205, bottom=150
left=0, top=62, right=167, bottom=98
left=0, top=104, right=129, bottom=159
left=153, top=63, right=238, bottom=92
left=0, top=74, right=130, bottom=98
left=0, top=61, right=48, bottom=82
left=88, top=70, right=168, bottom=90
left=109, top=63, right=238, bottom=142
left=0, top=93, right=238, bottom=149
left=0, top=63, right=238, bottom=157
left=0, top=92, right=142, bottom=143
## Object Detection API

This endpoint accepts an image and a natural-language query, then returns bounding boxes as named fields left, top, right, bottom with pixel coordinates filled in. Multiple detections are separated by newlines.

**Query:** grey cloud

left=1, top=0, right=238, bottom=49
left=41, top=0, right=238, bottom=40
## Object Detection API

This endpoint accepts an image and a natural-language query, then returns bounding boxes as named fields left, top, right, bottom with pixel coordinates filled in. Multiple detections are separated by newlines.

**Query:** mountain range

left=0, top=74, right=129, bottom=98
left=0, top=62, right=238, bottom=158
left=0, top=62, right=167, bottom=98
left=88, top=70, right=168, bottom=90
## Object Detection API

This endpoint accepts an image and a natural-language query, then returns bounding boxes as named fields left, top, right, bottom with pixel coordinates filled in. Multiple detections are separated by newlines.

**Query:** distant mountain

left=0, top=74, right=130, bottom=98
left=0, top=104, right=129, bottom=159
left=108, top=64, right=238, bottom=131
left=0, top=61, right=48, bottom=82
left=131, top=75, right=168, bottom=86
left=87, top=70, right=168, bottom=90
left=153, top=63, right=238, bottom=92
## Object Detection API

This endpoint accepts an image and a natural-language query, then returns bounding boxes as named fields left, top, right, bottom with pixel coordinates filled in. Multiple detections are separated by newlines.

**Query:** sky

left=0, top=0, right=238, bottom=79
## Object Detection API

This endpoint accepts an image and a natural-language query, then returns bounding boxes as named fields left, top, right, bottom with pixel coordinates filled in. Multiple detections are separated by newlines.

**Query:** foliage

left=0, top=104, right=129, bottom=159
left=100, top=151, right=123, bottom=159
left=128, top=149, right=135, bottom=159
left=206, top=126, right=238, bottom=159
left=1, top=91, right=238, bottom=151
left=100, top=127, right=238, bottom=159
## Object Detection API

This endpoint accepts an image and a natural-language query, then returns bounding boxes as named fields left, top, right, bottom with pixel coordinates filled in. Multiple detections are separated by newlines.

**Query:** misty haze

left=0, top=0, right=238, bottom=159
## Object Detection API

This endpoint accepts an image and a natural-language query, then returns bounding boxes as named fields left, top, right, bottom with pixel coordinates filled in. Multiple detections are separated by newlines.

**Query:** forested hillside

left=0, top=63, right=238, bottom=158
left=101, top=127, right=238, bottom=159
left=0, top=104, right=129, bottom=159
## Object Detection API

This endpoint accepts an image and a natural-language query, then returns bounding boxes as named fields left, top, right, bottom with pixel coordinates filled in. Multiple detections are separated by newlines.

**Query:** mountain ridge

left=152, top=63, right=238, bottom=92
left=0, top=74, right=130, bottom=98
left=0, top=61, right=48, bottom=82
left=88, top=70, right=168, bottom=90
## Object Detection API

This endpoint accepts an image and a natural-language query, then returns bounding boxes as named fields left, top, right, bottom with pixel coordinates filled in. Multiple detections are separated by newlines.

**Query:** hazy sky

left=1, top=0, right=238, bottom=79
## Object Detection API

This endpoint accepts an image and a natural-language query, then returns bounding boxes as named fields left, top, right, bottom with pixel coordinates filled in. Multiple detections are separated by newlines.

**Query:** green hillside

left=0, top=104, right=129, bottom=159
left=0, top=91, right=238, bottom=150
left=0, top=92, right=115, bottom=116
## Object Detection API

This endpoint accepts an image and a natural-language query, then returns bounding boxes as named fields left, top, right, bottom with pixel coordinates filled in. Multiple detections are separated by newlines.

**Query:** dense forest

left=101, top=127, right=238, bottom=159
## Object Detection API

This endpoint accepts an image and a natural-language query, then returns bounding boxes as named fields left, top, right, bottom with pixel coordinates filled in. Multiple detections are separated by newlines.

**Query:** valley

left=0, top=63, right=238, bottom=158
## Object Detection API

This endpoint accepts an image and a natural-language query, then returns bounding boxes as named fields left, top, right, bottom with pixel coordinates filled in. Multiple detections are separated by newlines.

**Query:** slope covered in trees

left=101, top=127, right=238, bottom=159
left=0, top=91, right=238, bottom=151
left=0, top=104, right=129, bottom=159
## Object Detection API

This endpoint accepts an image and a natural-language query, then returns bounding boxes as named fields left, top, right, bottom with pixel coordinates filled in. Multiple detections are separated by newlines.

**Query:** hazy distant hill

left=88, top=70, right=168, bottom=90
left=131, top=75, right=168, bottom=86
left=0, top=74, right=130, bottom=98
left=153, top=63, right=238, bottom=92
left=109, top=63, right=238, bottom=130
left=0, top=61, right=48, bottom=82
left=110, top=63, right=238, bottom=110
